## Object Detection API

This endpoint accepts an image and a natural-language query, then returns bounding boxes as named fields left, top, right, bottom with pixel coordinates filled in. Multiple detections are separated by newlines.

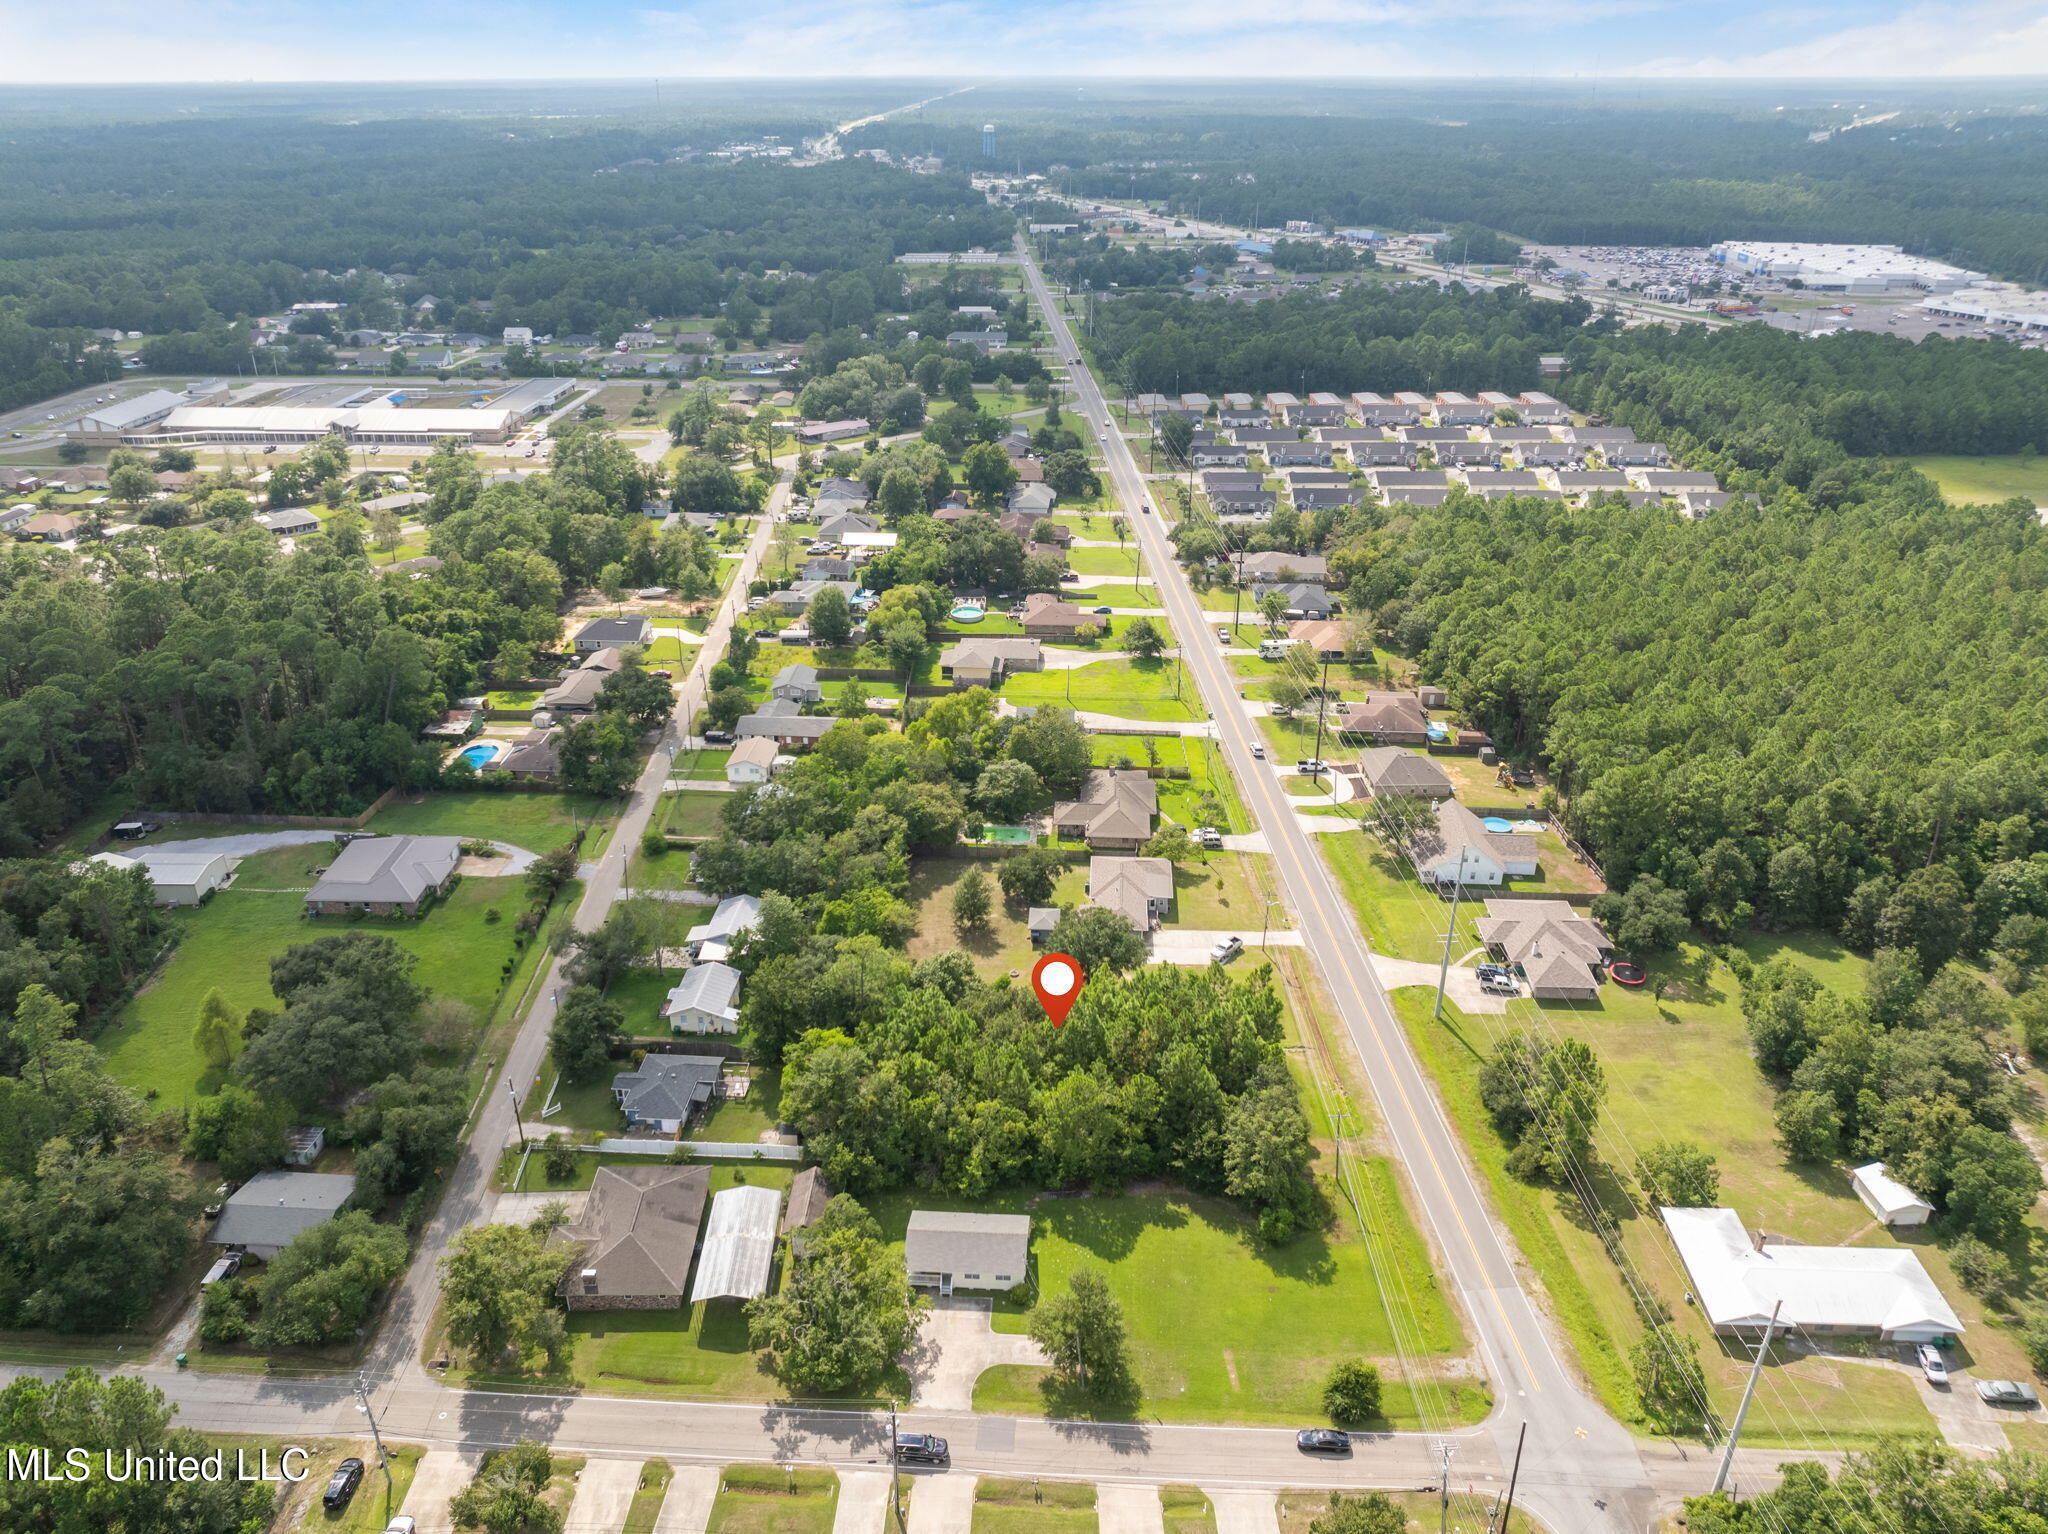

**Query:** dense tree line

left=1683, top=1440, right=2048, bottom=1533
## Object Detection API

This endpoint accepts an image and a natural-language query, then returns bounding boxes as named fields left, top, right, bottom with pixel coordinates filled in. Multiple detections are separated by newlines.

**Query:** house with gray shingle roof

left=770, top=664, right=824, bottom=704
left=1357, top=747, right=1454, bottom=800
left=1051, top=770, right=1157, bottom=850
left=1086, top=855, right=1174, bottom=932
left=306, top=835, right=461, bottom=916
left=612, top=1053, right=723, bottom=1133
left=573, top=614, right=651, bottom=652
left=555, top=1164, right=710, bottom=1311
left=208, top=1171, right=357, bottom=1260
left=905, top=1211, right=1031, bottom=1296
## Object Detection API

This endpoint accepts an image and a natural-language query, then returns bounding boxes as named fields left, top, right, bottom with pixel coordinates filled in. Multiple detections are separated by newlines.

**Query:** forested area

left=0, top=111, right=1009, bottom=399
left=855, top=87, right=2048, bottom=283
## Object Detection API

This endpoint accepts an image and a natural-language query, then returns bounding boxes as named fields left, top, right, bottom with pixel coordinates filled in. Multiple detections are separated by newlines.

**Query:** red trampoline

left=1609, top=961, right=1647, bottom=986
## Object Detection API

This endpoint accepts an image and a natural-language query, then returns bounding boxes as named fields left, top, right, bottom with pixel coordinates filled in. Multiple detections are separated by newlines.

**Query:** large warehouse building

left=1708, top=241, right=1983, bottom=294
left=1915, top=284, right=2048, bottom=331
left=83, top=377, right=576, bottom=450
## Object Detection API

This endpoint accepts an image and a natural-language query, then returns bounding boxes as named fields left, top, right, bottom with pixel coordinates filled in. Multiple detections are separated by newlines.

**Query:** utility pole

left=1434, top=846, right=1476, bottom=1021
left=1497, top=1421, right=1526, bottom=1531
left=1712, top=1301, right=1781, bottom=1496
left=353, top=1374, right=393, bottom=1503
left=507, top=1081, right=526, bottom=1150
left=888, top=1398, right=903, bottom=1530
left=1438, top=1443, right=1455, bottom=1534
left=1309, top=652, right=1332, bottom=783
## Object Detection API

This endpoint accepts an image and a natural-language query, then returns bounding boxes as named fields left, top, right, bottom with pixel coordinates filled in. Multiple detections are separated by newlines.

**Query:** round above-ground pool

left=1482, top=815, right=1514, bottom=833
left=458, top=742, right=503, bottom=768
left=950, top=603, right=986, bottom=623
left=1427, top=722, right=1450, bottom=741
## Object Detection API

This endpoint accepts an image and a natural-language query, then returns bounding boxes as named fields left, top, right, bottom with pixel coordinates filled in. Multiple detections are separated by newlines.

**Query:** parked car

left=1250, top=743, right=1266, bottom=759
left=201, top=1254, right=242, bottom=1288
left=702, top=729, right=734, bottom=745
left=1916, top=1344, right=1948, bottom=1386
left=1216, top=627, right=1231, bottom=643
left=1092, top=605, right=1113, bottom=615
left=1193, top=826, right=1224, bottom=849
left=1978, top=1379, right=2041, bottom=1408
left=382, top=1519, right=417, bottom=1534
left=323, top=1458, right=365, bottom=1511
left=1296, top=1429, right=1351, bottom=1455
left=1475, top=963, right=1509, bottom=982
left=893, top=1433, right=949, bottom=1465
left=1209, top=935, right=1244, bottom=964
left=1480, top=975, right=1520, bottom=997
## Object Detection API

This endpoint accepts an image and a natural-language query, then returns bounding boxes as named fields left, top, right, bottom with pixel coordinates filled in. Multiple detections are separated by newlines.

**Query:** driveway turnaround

left=564, top=1457, right=642, bottom=1532
left=1097, top=1481, right=1166, bottom=1534
left=398, top=1449, right=478, bottom=1534
left=653, top=1463, right=721, bottom=1533
left=904, top=1296, right=1050, bottom=1409
left=832, top=1469, right=894, bottom=1533
left=907, top=1473, right=977, bottom=1534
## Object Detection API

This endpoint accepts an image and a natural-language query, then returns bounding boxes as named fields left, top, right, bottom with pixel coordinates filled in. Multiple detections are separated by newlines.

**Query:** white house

left=904, top=1211, right=1031, bottom=1296
left=1661, top=1206, right=1962, bottom=1343
left=690, top=893, right=761, bottom=962
left=661, top=962, right=742, bottom=1035
left=1407, top=800, right=1539, bottom=889
left=1850, top=1163, right=1935, bottom=1228
left=724, top=736, right=780, bottom=784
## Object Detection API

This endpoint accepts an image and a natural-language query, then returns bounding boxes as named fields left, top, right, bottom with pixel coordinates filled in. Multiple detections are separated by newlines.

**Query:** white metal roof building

left=1850, top=1163, right=1935, bottom=1228
left=1661, top=1207, right=1962, bottom=1343
left=127, top=404, right=524, bottom=447
left=70, top=390, right=190, bottom=443
left=688, top=1184, right=782, bottom=1303
left=1916, top=285, right=2048, bottom=331
left=1707, top=241, right=1983, bottom=293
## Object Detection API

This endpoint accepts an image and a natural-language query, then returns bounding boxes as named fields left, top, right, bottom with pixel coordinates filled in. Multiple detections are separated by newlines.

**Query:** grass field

left=1001, top=658, right=1202, bottom=723
left=906, top=855, right=1089, bottom=978
left=1056, top=582, right=1159, bottom=611
left=624, top=1461, right=673, bottom=1534
left=99, top=875, right=529, bottom=1103
left=660, top=791, right=731, bottom=840
left=370, top=790, right=618, bottom=855
left=972, top=1479, right=1096, bottom=1534
left=1066, top=544, right=1147, bottom=578
left=1906, top=453, right=2048, bottom=506
left=866, top=1183, right=1473, bottom=1428
left=709, top=1466, right=839, bottom=1533
left=1086, top=734, right=1249, bottom=835
left=1275, top=1488, right=1540, bottom=1533
left=1160, top=1486, right=1216, bottom=1534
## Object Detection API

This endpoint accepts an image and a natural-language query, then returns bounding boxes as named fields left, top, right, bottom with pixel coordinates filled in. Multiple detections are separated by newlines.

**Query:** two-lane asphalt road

left=1014, top=236, right=1659, bottom=1534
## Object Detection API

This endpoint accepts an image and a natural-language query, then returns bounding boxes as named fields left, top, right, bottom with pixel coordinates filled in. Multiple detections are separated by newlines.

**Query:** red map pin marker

left=1031, top=952, right=1084, bottom=1026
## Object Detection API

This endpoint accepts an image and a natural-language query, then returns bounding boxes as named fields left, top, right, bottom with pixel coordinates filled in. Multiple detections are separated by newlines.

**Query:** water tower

left=982, top=123, right=996, bottom=158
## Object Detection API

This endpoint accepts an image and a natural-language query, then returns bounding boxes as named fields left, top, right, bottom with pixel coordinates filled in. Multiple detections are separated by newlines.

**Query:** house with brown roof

left=1085, top=855, right=1174, bottom=932
left=1358, top=747, right=1454, bottom=799
left=1334, top=692, right=1430, bottom=744
left=1051, top=769, right=1157, bottom=850
left=1019, top=593, right=1084, bottom=638
left=488, top=726, right=563, bottom=781
left=1287, top=618, right=1351, bottom=661
left=1473, top=899, right=1609, bottom=999
left=15, top=513, right=80, bottom=543
left=939, top=636, right=1044, bottom=688
left=782, top=1167, right=832, bottom=1240
left=554, top=1164, right=711, bottom=1311
left=537, top=648, right=625, bottom=714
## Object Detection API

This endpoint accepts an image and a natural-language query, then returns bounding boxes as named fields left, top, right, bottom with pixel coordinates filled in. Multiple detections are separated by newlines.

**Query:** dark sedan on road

left=1296, top=1429, right=1351, bottom=1455
left=893, top=1433, right=949, bottom=1464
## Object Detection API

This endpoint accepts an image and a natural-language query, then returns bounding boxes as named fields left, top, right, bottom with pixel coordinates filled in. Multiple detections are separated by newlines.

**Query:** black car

left=1296, top=1429, right=1351, bottom=1455
left=323, top=1457, right=366, bottom=1510
left=702, top=729, right=735, bottom=745
left=893, top=1433, right=949, bottom=1465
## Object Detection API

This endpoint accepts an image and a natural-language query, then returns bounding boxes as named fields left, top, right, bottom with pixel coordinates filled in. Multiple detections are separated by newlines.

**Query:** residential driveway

left=1207, top=1487, right=1281, bottom=1534
left=492, top=1190, right=587, bottom=1226
left=663, top=779, right=739, bottom=792
left=398, top=1448, right=479, bottom=1534
left=902, top=1296, right=1049, bottom=1409
left=833, top=1469, right=893, bottom=1534
left=1042, top=648, right=1132, bottom=670
left=1370, top=955, right=1513, bottom=1014
left=138, top=828, right=336, bottom=861
left=1149, top=930, right=1306, bottom=967
left=907, top=1474, right=977, bottom=1534
left=565, top=1457, right=642, bottom=1532
left=1219, top=831, right=1270, bottom=852
left=1098, top=1482, right=1165, bottom=1534
left=653, top=1463, right=720, bottom=1533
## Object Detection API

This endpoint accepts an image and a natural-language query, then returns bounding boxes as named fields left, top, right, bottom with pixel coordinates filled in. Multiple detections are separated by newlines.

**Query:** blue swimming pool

left=1482, top=816, right=1514, bottom=833
left=459, top=743, right=500, bottom=768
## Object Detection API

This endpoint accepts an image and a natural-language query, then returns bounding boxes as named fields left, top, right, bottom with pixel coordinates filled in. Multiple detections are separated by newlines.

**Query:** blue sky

left=4, top=0, right=2046, bottom=81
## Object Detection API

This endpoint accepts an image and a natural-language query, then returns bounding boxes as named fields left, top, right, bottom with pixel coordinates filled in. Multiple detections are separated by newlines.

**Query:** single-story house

left=209, top=1171, right=357, bottom=1261
left=537, top=648, right=624, bottom=714
left=796, top=419, right=869, bottom=444
left=1357, top=747, right=1454, bottom=800
left=1051, top=769, right=1157, bottom=850
left=1018, top=593, right=1085, bottom=639
left=1287, top=618, right=1350, bottom=661
left=306, top=834, right=461, bottom=917
left=1851, top=1163, right=1935, bottom=1228
left=1334, top=692, right=1430, bottom=744
left=1210, top=487, right=1277, bottom=517
left=1027, top=907, right=1061, bottom=947
left=1406, top=799, right=1540, bottom=889
left=813, top=477, right=871, bottom=507
left=1293, top=485, right=1360, bottom=511
left=1238, top=552, right=1329, bottom=585
left=1604, top=441, right=1672, bottom=467
left=725, top=735, right=781, bottom=784
left=939, top=636, right=1044, bottom=687
left=661, top=961, right=742, bottom=1035
left=690, top=893, right=762, bottom=962
left=1005, top=484, right=1058, bottom=516
left=801, top=556, right=855, bottom=582
left=771, top=663, right=824, bottom=704
left=1086, top=855, right=1174, bottom=932
left=555, top=1164, right=710, bottom=1311
left=1473, top=899, right=1609, bottom=999
left=1550, top=471, right=1631, bottom=496
left=132, top=849, right=233, bottom=906
left=818, top=510, right=880, bottom=542
left=1254, top=582, right=1333, bottom=619
left=736, top=711, right=837, bottom=749
left=16, top=512, right=80, bottom=543
left=256, top=508, right=321, bottom=537
left=574, top=614, right=652, bottom=653
left=1632, top=469, right=1721, bottom=494
left=690, top=1184, right=783, bottom=1303
left=613, top=1053, right=724, bottom=1134
left=489, top=726, right=563, bottom=780
left=905, top=1211, right=1031, bottom=1296
left=1662, top=1206, right=1962, bottom=1343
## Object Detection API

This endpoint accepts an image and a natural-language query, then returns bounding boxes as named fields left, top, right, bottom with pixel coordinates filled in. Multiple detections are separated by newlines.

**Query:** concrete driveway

left=907, top=1474, right=977, bottom=1534
left=564, top=1457, right=642, bottom=1531
left=833, top=1469, right=894, bottom=1533
left=902, top=1296, right=1049, bottom=1409
left=1149, top=930, right=1306, bottom=966
left=1207, top=1487, right=1281, bottom=1534
left=653, top=1463, right=720, bottom=1532
left=1369, top=955, right=1514, bottom=1013
left=1098, top=1482, right=1165, bottom=1534
left=398, top=1448, right=479, bottom=1534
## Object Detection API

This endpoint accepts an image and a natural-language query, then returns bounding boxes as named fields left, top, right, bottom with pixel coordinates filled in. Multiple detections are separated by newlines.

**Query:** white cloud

left=1641, top=0, right=2048, bottom=76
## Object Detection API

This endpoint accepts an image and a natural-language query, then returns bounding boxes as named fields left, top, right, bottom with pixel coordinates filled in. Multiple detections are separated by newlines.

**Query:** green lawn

left=659, top=790, right=730, bottom=840
left=972, top=1479, right=1096, bottom=1534
left=1066, top=544, right=1148, bottom=578
left=1000, top=658, right=1202, bottom=723
left=486, top=689, right=543, bottom=709
left=370, top=790, right=617, bottom=855
left=1084, top=735, right=1249, bottom=835
left=1166, top=854, right=1284, bottom=931
left=906, top=856, right=1090, bottom=979
left=1906, top=453, right=2048, bottom=505
left=670, top=748, right=734, bottom=781
left=1056, top=582, right=1159, bottom=611
left=870, top=1185, right=1473, bottom=1428
left=1276, top=1488, right=1541, bottom=1534
left=1050, top=514, right=1124, bottom=540
left=624, top=1461, right=673, bottom=1534
left=322, top=1443, right=423, bottom=1534
left=100, top=876, right=528, bottom=1103
left=1160, top=1486, right=1217, bottom=1534
left=709, top=1466, right=839, bottom=1534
